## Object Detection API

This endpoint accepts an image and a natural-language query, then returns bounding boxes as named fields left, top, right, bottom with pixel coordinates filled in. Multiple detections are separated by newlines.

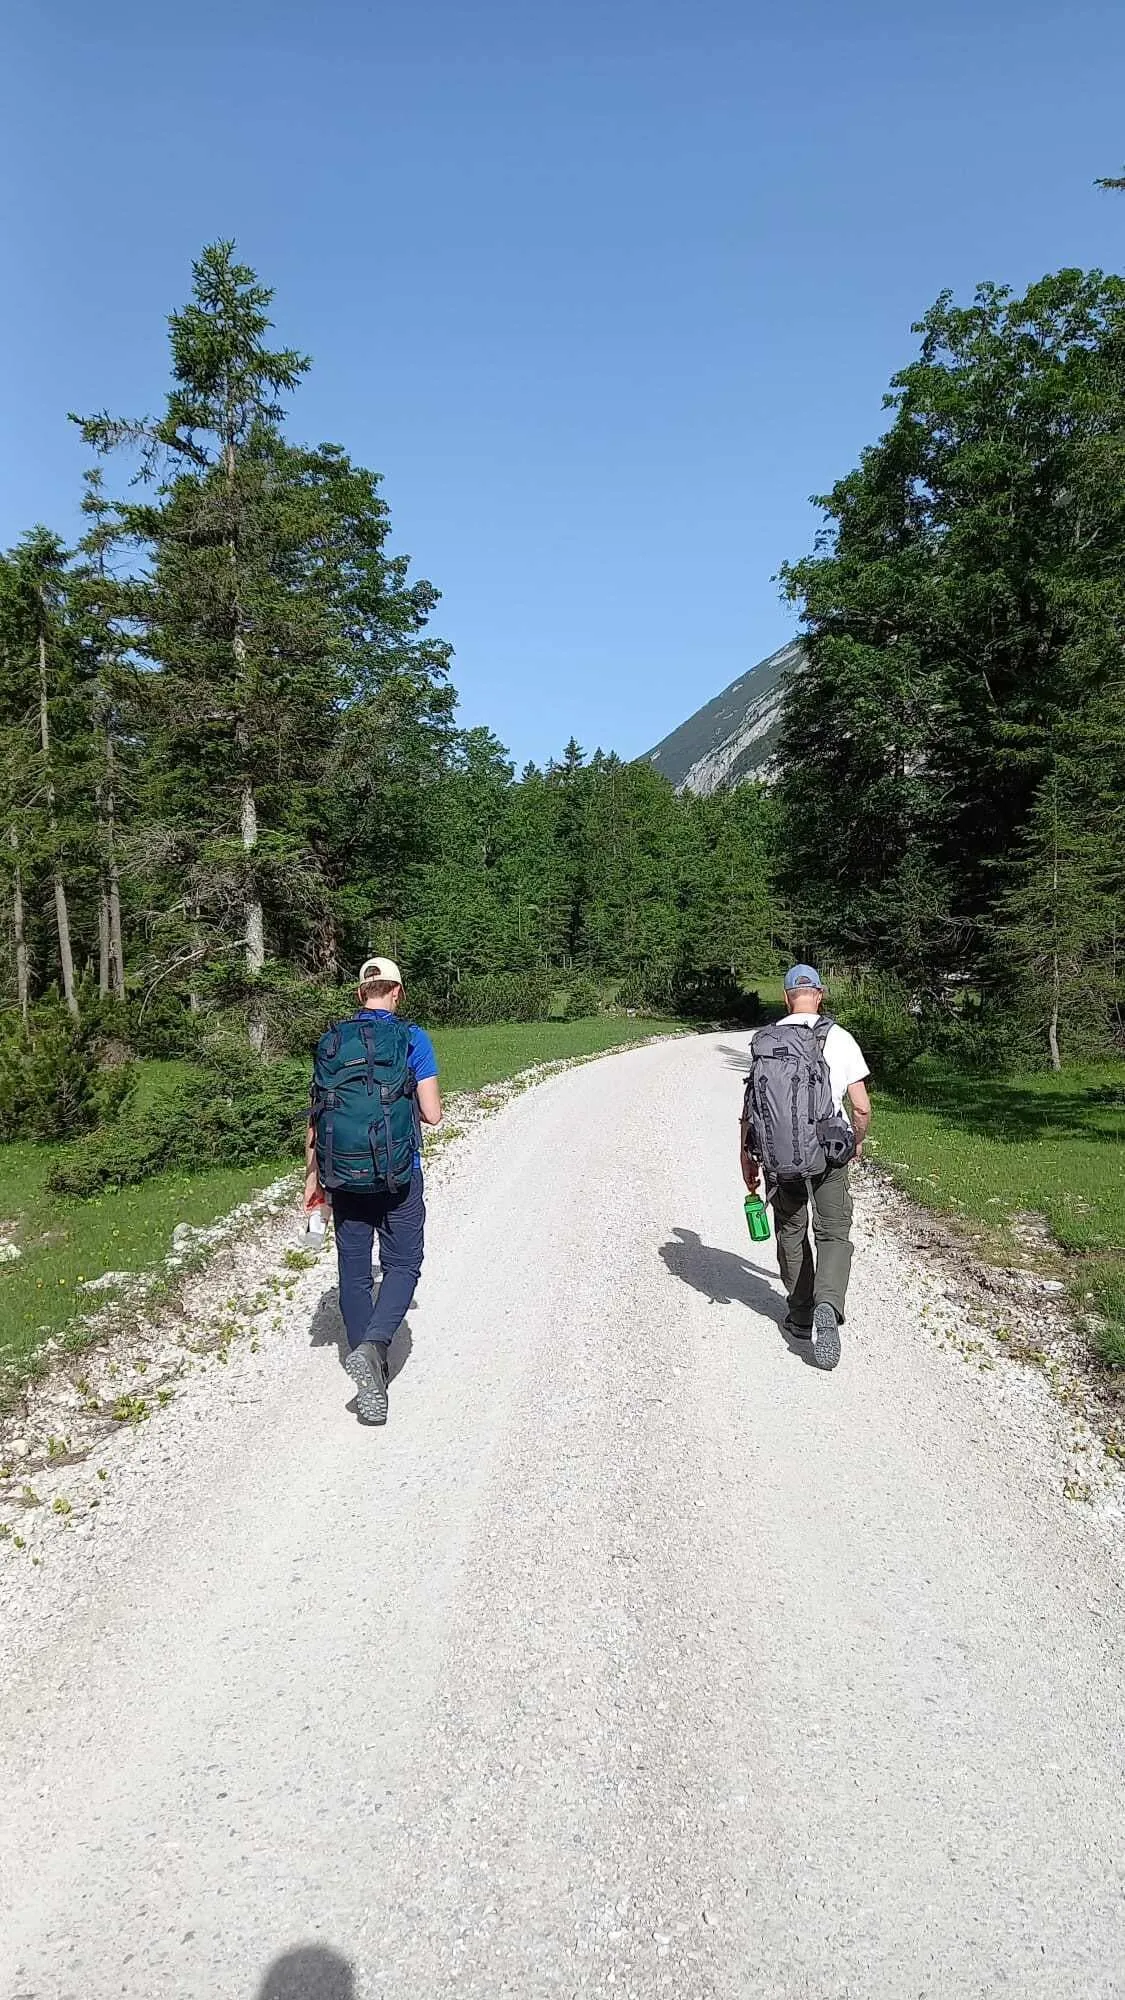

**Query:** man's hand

left=303, top=1120, right=324, bottom=1212
left=740, top=1148, right=761, bottom=1194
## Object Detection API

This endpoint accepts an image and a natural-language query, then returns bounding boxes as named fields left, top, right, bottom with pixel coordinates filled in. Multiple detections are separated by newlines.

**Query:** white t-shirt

left=775, top=1015, right=869, bottom=1115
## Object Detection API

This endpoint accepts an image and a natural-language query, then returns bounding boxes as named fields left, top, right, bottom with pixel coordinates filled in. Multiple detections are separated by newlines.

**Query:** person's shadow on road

left=256, top=1943, right=354, bottom=1998
left=659, top=1228, right=818, bottom=1365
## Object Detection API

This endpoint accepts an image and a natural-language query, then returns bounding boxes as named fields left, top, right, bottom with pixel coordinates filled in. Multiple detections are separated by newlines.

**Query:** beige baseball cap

left=358, top=955, right=403, bottom=987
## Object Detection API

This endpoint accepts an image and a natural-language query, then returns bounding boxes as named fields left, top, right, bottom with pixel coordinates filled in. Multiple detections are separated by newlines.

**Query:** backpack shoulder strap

left=812, top=1015, right=835, bottom=1051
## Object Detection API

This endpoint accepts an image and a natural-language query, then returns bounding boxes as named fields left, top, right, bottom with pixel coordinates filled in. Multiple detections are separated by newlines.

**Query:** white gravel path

left=3, top=1032, right=1125, bottom=2000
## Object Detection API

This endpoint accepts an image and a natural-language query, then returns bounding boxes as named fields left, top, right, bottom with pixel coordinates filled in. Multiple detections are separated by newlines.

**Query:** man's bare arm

left=739, top=1107, right=760, bottom=1192
left=847, top=1079, right=871, bottom=1160
left=417, top=1076, right=443, bottom=1127
left=303, top=1119, right=322, bottom=1211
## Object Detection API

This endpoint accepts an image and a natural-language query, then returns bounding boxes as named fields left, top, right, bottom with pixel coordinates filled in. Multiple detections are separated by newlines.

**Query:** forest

left=0, top=243, right=775, bottom=1085
left=2, top=238, right=1124, bottom=1140
left=776, top=264, right=1125, bottom=1071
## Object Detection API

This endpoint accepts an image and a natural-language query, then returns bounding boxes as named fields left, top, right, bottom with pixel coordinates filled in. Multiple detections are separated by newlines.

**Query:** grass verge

left=0, top=1015, right=675, bottom=1377
left=868, top=1063, right=1125, bottom=1365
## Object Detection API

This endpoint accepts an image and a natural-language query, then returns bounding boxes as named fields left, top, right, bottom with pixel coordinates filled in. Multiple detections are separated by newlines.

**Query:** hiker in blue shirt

left=304, top=956, right=442, bottom=1425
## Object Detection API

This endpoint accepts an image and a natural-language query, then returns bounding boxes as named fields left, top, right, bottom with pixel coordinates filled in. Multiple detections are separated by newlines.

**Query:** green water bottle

left=744, top=1193, right=770, bottom=1243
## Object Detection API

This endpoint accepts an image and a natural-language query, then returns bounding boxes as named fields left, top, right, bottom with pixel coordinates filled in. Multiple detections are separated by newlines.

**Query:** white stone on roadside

left=0, top=1242, right=20, bottom=1262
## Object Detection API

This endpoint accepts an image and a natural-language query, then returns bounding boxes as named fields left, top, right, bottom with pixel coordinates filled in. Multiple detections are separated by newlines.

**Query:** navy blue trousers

left=332, top=1171, right=425, bottom=1353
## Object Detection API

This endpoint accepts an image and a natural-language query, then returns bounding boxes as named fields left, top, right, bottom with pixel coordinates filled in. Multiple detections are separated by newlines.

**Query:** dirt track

left=2, top=1033, right=1125, bottom=1999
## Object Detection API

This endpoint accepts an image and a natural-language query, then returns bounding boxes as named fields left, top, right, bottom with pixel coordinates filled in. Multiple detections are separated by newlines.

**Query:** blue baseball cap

left=784, top=963, right=822, bottom=991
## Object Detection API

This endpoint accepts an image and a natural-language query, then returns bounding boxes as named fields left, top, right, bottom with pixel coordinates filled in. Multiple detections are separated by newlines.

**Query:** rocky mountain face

left=643, top=639, right=802, bottom=794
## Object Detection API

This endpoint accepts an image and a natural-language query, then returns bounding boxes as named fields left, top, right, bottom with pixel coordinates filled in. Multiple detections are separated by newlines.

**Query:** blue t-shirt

left=356, top=1011, right=438, bottom=1170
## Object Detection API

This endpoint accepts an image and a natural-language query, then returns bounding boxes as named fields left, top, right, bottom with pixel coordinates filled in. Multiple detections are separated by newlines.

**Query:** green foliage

left=0, top=1002, right=135, bottom=1141
left=563, top=975, right=603, bottom=1020
left=47, top=1053, right=305, bottom=1197
left=777, top=268, right=1125, bottom=1050
left=409, top=970, right=552, bottom=1028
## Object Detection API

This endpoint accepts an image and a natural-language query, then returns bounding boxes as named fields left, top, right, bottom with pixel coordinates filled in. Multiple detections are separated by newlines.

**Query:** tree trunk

left=9, top=824, right=29, bottom=1025
left=39, top=634, right=78, bottom=1017
left=1048, top=763, right=1061, bottom=1071
left=98, top=891, right=111, bottom=997
left=108, top=847, right=125, bottom=999
left=100, top=731, right=125, bottom=999
left=235, top=675, right=266, bottom=1054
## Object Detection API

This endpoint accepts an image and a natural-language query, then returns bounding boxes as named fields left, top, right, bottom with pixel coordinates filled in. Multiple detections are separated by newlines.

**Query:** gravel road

left=3, top=1033, right=1125, bottom=2000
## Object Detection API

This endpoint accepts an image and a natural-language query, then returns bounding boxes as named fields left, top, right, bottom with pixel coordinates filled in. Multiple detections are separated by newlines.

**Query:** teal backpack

left=311, top=1016, right=417, bottom=1194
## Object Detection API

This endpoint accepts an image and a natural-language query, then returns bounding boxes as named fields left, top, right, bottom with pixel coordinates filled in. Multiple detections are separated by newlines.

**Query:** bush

left=827, top=978, right=923, bottom=1091
left=615, top=962, right=762, bottom=1023
left=48, top=1052, right=306, bottom=1198
left=0, top=1004, right=136, bottom=1143
left=669, top=966, right=762, bottom=1023
left=563, top=975, right=603, bottom=1020
left=409, top=970, right=552, bottom=1028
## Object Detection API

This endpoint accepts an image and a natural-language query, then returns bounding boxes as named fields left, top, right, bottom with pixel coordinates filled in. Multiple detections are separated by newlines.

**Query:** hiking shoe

left=345, top=1341, right=388, bottom=1425
left=783, top=1315, right=813, bottom=1340
left=811, top=1304, right=842, bottom=1372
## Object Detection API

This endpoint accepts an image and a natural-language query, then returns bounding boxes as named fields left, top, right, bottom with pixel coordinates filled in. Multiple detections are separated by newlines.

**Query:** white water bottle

left=302, top=1202, right=329, bottom=1250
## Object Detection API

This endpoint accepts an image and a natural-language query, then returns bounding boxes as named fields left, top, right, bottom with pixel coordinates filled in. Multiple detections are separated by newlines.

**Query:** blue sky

left=3, top=0, right=1123, bottom=765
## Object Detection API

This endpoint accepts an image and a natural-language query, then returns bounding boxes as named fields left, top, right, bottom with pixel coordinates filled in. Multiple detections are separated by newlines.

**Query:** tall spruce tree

left=777, top=267, right=1125, bottom=1036
left=0, top=532, right=86, bottom=1017
left=76, top=243, right=453, bottom=1048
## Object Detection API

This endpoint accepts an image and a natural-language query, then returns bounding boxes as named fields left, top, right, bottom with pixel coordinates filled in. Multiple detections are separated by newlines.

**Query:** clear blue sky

left=3, top=0, right=1122, bottom=765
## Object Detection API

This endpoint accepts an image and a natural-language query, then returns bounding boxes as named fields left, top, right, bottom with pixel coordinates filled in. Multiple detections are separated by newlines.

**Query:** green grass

left=0, top=1014, right=674, bottom=1378
left=869, top=1062, right=1125, bottom=1366
left=745, top=972, right=786, bottom=1014
left=431, top=1015, right=675, bottom=1094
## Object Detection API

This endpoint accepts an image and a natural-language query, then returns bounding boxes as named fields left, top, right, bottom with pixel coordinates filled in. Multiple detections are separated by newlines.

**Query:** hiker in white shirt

left=741, top=964, right=871, bottom=1368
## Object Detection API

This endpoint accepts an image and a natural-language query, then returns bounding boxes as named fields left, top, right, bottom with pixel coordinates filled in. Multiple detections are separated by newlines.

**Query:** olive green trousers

left=771, top=1165, right=854, bottom=1324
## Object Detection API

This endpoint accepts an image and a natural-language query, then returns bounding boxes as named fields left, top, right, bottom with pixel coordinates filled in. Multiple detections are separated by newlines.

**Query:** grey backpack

left=743, top=1016, right=856, bottom=1179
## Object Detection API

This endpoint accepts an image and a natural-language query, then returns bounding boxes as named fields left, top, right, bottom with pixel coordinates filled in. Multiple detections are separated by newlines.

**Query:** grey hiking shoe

left=345, top=1341, right=389, bottom=1425
left=811, top=1303, right=842, bottom=1372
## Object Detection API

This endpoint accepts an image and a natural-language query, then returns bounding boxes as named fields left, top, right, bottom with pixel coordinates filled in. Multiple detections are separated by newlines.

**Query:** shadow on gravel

left=256, top=1943, right=354, bottom=1997
left=308, top=1286, right=415, bottom=1398
left=716, top=1040, right=753, bottom=1073
left=659, top=1228, right=819, bottom=1366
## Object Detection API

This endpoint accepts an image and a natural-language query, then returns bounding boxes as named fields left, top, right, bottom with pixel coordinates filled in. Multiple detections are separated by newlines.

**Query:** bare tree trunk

left=227, top=409, right=266, bottom=1052
left=39, top=634, right=78, bottom=1018
left=9, top=824, right=29, bottom=1025
left=108, top=849, right=125, bottom=999
left=1048, top=764, right=1062, bottom=1072
left=104, top=734, right=125, bottom=998
left=98, top=891, right=111, bottom=997
left=235, top=663, right=266, bottom=1055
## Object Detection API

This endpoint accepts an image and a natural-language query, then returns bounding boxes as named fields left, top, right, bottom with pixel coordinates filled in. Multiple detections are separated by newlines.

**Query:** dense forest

left=0, top=244, right=775, bottom=1067
left=776, top=264, right=1125, bottom=1069
left=3, top=237, right=1124, bottom=1103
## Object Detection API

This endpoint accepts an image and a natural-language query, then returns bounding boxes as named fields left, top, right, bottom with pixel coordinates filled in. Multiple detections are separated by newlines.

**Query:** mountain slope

left=644, top=639, right=802, bottom=793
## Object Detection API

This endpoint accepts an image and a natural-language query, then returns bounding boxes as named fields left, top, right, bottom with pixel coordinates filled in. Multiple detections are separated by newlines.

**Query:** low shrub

left=0, top=1003, right=136, bottom=1142
left=48, top=1052, right=306, bottom=1198
left=563, top=975, right=603, bottom=1020
left=615, top=962, right=761, bottom=1024
left=409, top=970, right=552, bottom=1028
left=670, top=966, right=763, bottom=1023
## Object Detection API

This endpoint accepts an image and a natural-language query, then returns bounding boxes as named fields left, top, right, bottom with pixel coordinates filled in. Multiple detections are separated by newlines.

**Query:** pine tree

left=0, top=532, right=86, bottom=1017
left=76, top=243, right=312, bottom=1048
